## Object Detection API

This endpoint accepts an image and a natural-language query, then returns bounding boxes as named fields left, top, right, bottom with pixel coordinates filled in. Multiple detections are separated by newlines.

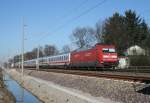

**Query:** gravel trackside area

left=18, top=69, right=150, bottom=103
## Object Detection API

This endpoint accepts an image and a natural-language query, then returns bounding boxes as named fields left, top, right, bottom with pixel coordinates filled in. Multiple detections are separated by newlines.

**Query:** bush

left=129, top=55, right=150, bottom=66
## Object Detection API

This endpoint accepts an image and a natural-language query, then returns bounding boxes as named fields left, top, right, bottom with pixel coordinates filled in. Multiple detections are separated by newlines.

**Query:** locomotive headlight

left=103, top=55, right=109, bottom=58
left=111, top=55, right=117, bottom=58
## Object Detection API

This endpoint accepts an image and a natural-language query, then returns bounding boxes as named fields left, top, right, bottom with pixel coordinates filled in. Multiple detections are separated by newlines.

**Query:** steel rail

left=22, top=68, right=150, bottom=83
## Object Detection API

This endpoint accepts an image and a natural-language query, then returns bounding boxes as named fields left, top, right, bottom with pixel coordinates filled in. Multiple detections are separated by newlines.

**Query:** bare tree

left=25, top=52, right=33, bottom=60
left=13, top=55, right=20, bottom=63
left=8, top=58, right=13, bottom=64
left=71, top=27, right=95, bottom=49
left=39, top=46, right=44, bottom=57
left=95, top=21, right=105, bottom=43
left=62, top=45, right=71, bottom=53
left=24, top=47, right=44, bottom=60
left=44, top=45, right=59, bottom=56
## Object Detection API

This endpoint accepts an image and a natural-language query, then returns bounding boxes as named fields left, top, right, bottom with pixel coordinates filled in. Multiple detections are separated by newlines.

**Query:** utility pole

left=18, top=55, right=21, bottom=69
left=21, top=17, right=25, bottom=76
left=7, top=50, right=9, bottom=69
left=36, top=45, right=40, bottom=70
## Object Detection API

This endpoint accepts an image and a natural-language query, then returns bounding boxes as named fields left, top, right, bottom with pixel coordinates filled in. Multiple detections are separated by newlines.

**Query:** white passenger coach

left=15, top=53, right=71, bottom=68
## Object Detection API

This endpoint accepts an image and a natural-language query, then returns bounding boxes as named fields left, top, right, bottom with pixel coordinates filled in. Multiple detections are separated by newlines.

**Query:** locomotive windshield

left=102, top=48, right=116, bottom=53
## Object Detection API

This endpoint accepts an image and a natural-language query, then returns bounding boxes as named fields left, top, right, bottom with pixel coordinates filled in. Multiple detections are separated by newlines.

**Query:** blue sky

left=0, top=0, right=150, bottom=61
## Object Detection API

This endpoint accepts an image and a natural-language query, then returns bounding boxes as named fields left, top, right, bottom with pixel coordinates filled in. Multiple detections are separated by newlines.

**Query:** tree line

left=71, top=10, right=150, bottom=55
left=9, top=9, right=150, bottom=63
left=10, top=44, right=71, bottom=63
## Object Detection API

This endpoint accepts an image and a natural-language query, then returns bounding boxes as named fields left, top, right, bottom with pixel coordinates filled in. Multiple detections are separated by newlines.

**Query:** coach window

left=64, top=56, right=65, bottom=60
left=65, top=56, right=67, bottom=60
left=63, top=56, right=65, bottom=60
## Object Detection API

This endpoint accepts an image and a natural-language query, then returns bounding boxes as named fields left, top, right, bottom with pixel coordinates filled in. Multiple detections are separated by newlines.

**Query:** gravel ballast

left=19, top=69, right=150, bottom=103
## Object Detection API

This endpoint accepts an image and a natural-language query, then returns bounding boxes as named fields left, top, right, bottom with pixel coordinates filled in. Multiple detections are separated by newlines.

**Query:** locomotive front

left=96, top=44, right=118, bottom=67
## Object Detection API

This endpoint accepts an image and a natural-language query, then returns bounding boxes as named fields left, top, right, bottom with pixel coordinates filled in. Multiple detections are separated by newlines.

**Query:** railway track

left=116, top=69, right=150, bottom=73
left=23, top=68, right=150, bottom=83
left=115, top=66, right=150, bottom=73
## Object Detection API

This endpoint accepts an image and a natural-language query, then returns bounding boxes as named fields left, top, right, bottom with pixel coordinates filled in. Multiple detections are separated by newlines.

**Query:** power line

left=58, top=0, right=89, bottom=20
left=35, top=0, right=107, bottom=44
left=26, top=0, right=89, bottom=42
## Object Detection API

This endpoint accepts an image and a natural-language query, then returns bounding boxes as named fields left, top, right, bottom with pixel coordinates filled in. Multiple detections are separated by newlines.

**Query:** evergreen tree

left=103, top=10, right=149, bottom=56
left=103, top=13, right=126, bottom=55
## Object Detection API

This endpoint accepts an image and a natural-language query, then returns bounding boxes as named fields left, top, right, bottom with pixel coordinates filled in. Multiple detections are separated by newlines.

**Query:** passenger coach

left=14, top=43, right=118, bottom=69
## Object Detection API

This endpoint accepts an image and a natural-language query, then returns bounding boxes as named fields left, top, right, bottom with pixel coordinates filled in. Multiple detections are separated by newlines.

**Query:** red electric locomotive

left=70, top=43, right=118, bottom=68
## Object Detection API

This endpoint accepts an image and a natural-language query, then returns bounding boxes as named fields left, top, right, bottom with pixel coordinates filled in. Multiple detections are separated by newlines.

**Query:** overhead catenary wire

left=26, top=0, right=89, bottom=42
left=11, top=0, right=107, bottom=62
left=57, top=0, right=89, bottom=21
left=34, top=0, right=107, bottom=44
